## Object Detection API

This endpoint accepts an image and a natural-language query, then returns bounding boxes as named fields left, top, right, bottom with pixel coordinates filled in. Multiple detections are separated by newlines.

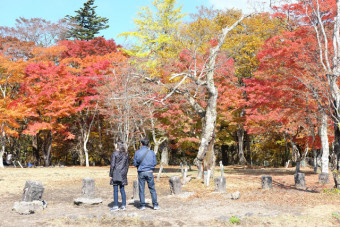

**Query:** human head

left=115, top=140, right=126, bottom=153
left=141, top=138, right=149, bottom=146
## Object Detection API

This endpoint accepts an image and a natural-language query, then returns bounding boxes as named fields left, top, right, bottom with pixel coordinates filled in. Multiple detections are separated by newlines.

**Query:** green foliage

left=65, top=0, right=109, bottom=40
left=229, top=216, right=240, bottom=224
left=332, top=212, right=340, bottom=220
left=322, top=188, right=340, bottom=195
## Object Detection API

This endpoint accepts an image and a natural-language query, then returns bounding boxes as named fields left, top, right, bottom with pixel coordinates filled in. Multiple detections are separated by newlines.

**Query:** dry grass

left=1, top=165, right=340, bottom=227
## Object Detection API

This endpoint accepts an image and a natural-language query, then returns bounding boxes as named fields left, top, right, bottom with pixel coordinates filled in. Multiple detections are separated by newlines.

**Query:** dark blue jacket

left=133, top=146, right=157, bottom=172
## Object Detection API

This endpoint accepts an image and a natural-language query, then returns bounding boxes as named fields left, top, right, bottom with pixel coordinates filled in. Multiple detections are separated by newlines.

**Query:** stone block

left=261, top=175, right=272, bottom=189
left=132, top=180, right=139, bottom=200
left=214, top=176, right=226, bottom=193
left=22, top=181, right=44, bottom=202
left=294, top=172, right=305, bottom=188
left=319, top=172, right=329, bottom=185
left=169, top=176, right=182, bottom=195
left=82, top=178, right=95, bottom=198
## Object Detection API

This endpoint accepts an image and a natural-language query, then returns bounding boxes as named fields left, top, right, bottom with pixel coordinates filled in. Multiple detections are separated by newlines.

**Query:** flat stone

left=73, top=197, right=103, bottom=205
left=12, top=200, right=45, bottom=215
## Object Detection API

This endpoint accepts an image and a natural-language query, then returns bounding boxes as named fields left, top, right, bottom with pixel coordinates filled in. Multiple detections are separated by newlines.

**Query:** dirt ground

left=0, top=165, right=340, bottom=227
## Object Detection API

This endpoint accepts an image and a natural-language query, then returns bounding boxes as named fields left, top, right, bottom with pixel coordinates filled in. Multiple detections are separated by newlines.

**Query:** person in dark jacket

left=133, top=138, right=159, bottom=210
left=109, top=141, right=129, bottom=211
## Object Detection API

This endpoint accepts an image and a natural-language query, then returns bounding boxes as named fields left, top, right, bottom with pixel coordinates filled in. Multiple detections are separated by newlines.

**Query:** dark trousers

left=138, top=171, right=158, bottom=207
left=113, top=185, right=126, bottom=207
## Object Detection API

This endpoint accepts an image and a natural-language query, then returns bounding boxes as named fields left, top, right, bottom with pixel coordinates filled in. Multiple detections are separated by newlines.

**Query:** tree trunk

left=295, top=161, right=301, bottom=173
left=77, top=135, right=85, bottom=166
left=192, top=15, right=248, bottom=179
left=333, top=110, right=340, bottom=171
left=204, top=134, right=216, bottom=178
left=43, top=131, right=52, bottom=167
left=236, top=126, right=247, bottom=165
left=154, top=143, right=160, bottom=155
left=84, top=137, right=90, bottom=167
left=0, top=144, right=4, bottom=168
left=194, top=91, right=217, bottom=179
left=32, top=134, right=40, bottom=165
left=320, top=112, right=329, bottom=174
left=313, top=149, right=318, bottom=173
left=157, top=141, right=169, bottom=181
left=160, top=144, right=169, bottom=166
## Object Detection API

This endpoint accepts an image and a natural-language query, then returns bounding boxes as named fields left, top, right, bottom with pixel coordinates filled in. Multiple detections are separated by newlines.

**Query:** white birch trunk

left=0, top=144, right=4, bottom=168
left=84, top=138, right=90, bottom=167
left=320, top=112, right=329, bottom=174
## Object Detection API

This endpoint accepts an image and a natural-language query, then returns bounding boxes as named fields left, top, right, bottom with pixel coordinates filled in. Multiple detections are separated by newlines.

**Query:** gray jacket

left=109, top=151, right=129, bottom=185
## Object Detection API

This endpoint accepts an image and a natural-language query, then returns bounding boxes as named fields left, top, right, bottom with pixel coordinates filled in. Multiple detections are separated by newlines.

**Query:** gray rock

left=22, top=181, right=44, bottom=202
left=82, top=178, right=95, bottom=198
left=245, top=212, right=254, bottom=217
left=319, top=172, right=329, bottom=184
left=226, top=191, right=241, bottom=200
left=217, top=215, right=230, bottom=221
left=231, top=191, right=240, bottom=200
left=261, top=175, right=272, bottom=189
left=73, top=197, right=103, bottom=205
left=294, top=173, right=306, bottom=188
left=214, top=176, right=226, bottom=193
left=169, top=176, right=182, bottom=195
left=12, top=200, right=45, bottom=215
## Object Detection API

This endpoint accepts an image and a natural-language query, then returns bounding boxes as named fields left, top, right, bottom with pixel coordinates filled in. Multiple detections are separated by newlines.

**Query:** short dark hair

left=116, top=141, right=127, bottom=153
left=141, top=138, right=149, bottom=146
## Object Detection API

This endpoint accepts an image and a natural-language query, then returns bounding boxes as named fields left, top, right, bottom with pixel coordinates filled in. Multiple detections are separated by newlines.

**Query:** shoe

left=139, top=206, right=146, bottom=210
left=110, top=206, right=119, bottom=211
left=153, top=205, right=160, bottom=210
left=120, top=206, right=126, bottom=211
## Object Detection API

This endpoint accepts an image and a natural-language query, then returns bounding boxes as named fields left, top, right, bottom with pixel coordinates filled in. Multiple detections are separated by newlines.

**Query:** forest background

left=1, top=0, right=340, bottom=183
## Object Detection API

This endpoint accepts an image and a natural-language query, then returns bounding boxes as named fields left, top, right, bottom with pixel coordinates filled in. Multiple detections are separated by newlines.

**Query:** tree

left=0, top=54, right=29, bottom=168
left=0, top=17, right=72, bottom=47
left=59, top=37, right=125, bottom=167
left=65, top=0, right=109, bottom=41
left=119, top=0, right=185, bottom=60
left=21, top=60, right=85, bottom=166
left=217, top=12, right=282, bottom=165
left=266, top=0, right=339, bottom=177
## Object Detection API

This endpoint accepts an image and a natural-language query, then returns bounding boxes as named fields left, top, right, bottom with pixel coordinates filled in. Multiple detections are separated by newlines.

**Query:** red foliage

left=59, top=37, right=122, bottom=59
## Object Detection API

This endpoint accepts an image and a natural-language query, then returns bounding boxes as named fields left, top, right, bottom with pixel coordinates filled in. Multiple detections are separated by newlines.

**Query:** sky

left=0, top=0, right=269, bottom=45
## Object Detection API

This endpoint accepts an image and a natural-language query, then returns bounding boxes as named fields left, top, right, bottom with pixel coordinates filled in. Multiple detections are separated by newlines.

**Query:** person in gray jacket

left=133, top=138, right=159, bottom=210
left=109, top=141, right=129, bottom=211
